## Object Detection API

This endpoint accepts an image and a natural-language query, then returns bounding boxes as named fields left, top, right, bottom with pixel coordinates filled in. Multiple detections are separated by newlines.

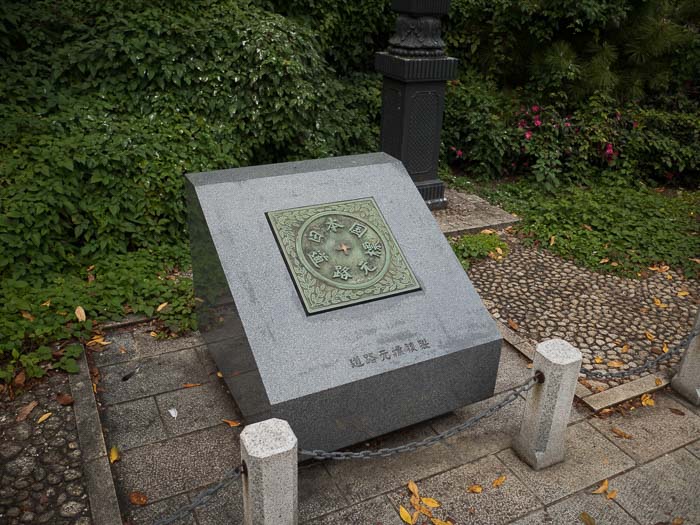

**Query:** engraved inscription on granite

left=267, top=197, right=420, bottom=314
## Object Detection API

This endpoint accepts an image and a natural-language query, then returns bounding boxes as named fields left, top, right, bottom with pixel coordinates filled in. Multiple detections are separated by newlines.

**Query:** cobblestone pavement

left=467, top=234, right=699, bottom=390
left=0, top=373, right=92, bottom=524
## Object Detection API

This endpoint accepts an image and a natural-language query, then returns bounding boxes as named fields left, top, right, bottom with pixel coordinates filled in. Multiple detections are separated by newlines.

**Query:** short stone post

left=513, top=339, right=582, bottom=470
left=671, top=313, right=700, bottom=406
left=240, top=418, right=298, bottom=525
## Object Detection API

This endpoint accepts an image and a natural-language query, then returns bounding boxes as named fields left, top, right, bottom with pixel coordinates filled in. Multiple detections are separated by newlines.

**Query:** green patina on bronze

left=267, top=198, right=421, bottom=314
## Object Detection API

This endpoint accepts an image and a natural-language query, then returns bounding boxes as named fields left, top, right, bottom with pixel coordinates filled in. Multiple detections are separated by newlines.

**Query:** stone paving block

left=324, top=421, right=461, bottom=504
left=509, top=490, right=638, bottom=525
left=588, top=391, right=700, bottom=462
left=304, top=495, right=402, bottom=524
left=495, top=342, right=532, bottom=394
left=430, top=390, right=525, bottom=464
left=98, top=348, right=209, bottom=405
left=497, top=421, right=635, bottom=504
left=191, top=480, right=243, bottom=525
left=686, top=439, right=700, bottom=459
left=111, top=425, right=240, bottom=504
left=101, top=396, right=166, bottom=451
left=611, top=448, right=700, bottom=525
left=92, top=330, right=138, bottom=367
left=298, top=463, right=350, bottom=522
left=134, top=330, right=206, bottom=357
left=583, top=374, right=668, bottom=412
left=129, top=493, right=194, bottom=525
left=433, top=189, right=519, bottom=237
left=386, top=455, right=541, bottom=525
left=155, top=382, right=239, bottom=437
left=197, top=346, right=220, bottom=377
left=570, top=400, right=593, bottom=425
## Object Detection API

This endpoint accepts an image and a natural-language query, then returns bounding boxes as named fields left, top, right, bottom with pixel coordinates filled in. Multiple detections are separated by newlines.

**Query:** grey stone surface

left=513, top=339, right=582, bottom=470
left=509, top=490, right=638, bottom=525
left=434, top=189, right=520, bottom=238
left=186, top=152, right=501, bottom=451
left=304, top=496, right=401, bottom=524
left=101, top=397, right=165, bottom=451
left=134, top=330, right=206, bottom=358
left=494, top=342, right=532, bottom=394
left=130, top=493, right=194, bottom=525
left=298, top=463, right=349, bottom=522
left=498, top=421, right=635, bottom=504
left=111, top=425, right=240, bottom=504
left=583, top=373, right=668, bottom=412
left=155, top=382, right=239, bottom=437
left=386, top=455, right=541, bottom=525
left=192, top=482, right=242, bottom=525
left=91, top=330, right=137, bottom=367
left=240, top=418, right=297, bottom=525
left=83, top=457, right=122, bottom=525
left=325, top=421, right=461, bottom=504
left=98, top=348, right=209, bottom=405
left=612, top=448, right=700, bottom=525
left=672, top=313, right=700, bottom=405
left=588, top=391, right=700, bottom=462
left=70, top=351, right=107, bottom=462
left=686, top=439, right=700, bottom=459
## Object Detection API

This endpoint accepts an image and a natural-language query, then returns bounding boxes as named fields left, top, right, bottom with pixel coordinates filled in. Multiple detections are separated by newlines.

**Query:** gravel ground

left=468, top=234, right=699, bottom=391
left=0, top=373, right=92, bottom=524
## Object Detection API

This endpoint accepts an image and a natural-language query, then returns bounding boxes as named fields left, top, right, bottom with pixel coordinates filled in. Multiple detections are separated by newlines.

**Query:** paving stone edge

left=69, top=349, right=123, bottom=525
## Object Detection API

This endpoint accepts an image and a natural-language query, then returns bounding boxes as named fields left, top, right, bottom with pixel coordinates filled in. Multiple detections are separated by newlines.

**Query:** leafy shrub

left=451, top=233, right=509, bottom=269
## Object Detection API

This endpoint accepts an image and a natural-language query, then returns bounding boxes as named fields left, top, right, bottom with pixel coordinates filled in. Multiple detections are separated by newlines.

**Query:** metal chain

left=300, top=375, right=539, bottom=461
left=579, top=329, right=699, bottom=380
left=153, top=465, right=244, bottom=525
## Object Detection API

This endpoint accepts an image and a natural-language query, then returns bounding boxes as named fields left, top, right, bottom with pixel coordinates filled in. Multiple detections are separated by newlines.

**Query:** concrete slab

left=386, top=455, right=541, bottom=525
left=98, top=348, right=209, bottom=405
left=130, top=493, right=194, bottom=525
left=324, top=421, right=461, bottom=504
left=155, top=382, right=239, bottom=437
left=111, top=425, right=240, bottom=504
left=509, top=490, right=638, bottom=525
left=134, top=330, right=206, bottom=358
left=575, top=382, right=594, bottom=399
left=494, top=319, right=536, bottom=360
left=583, top=373, right=669, bottom=412
left=303, top=496, right=401, bottom=524
left=588, top=392, right=700, bottom=462
left=686, top=439, right=700, bottom=460
left=298, top=463, right=349, bottom=522
left=101, top=396, right=166, bottom=451
left=611, top=448, right=700, bottom=525
left=433, top=188, right=520, bottom=238
left=495, top=342, right=532, bottom=394
left=83, top=457, right=123, bottom=525
left=92, top=330, right=138, bottom=367
left=191, top=481, right=242, bottom=525
left=497, top=421, right=635, bottom=504
left=430, top=390, right=525, bottom=464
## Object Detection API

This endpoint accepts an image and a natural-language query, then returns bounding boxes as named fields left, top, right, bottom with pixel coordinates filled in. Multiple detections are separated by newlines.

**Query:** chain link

left=300, top=375, right=539, bottom=461
left=153, top=465, right=244, bottom=525
left=579, top=329, right=698, bottom=380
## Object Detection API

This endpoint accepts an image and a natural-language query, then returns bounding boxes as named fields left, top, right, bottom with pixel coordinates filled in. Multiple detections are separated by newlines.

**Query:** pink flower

left=533, top=117, right=542, bottom=127
left=525, top=131, right=533, bottom=140
left=518, top=119, right=527, bottom=128
left=564, top=122, right=571, bottom=128
left=531, top=105, right=540, bottom=113
left=605, top=143, right=614, bottom=155
left=456, top=150, right=463, bottom=158
left=450, top=146, right=456, bottom=151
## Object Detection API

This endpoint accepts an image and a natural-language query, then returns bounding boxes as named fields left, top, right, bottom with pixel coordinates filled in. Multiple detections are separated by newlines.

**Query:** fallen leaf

left=669, top=408, right=685, bottom=416
left=607, top=360, right=624, bottom=368
left=410, top=494, right=420, bottom=510
left=41, top=299, right=51, bottom=307
left=606, top=489, right=617, bottom=500
left=579, top=511, right=596, bottom=525
left=168, top=408, right=178, bottom=419
left=16, top=401, right=38, bottom=422
left=182, top=383, right=202, bottom=388
left=92, top=383, right=97, bottom=393
left=620, top=344, right=630, bottom=353
left=37, top=412, right=52, bottom=424
left=399, top=505, right=413, bottom=524
left=56, top=393, right=74, bottom=406
left=662, top=342, right=669, bottom=353
left=666, top=274, right=673, bottom=281
left=659, top=265, right=669, bottom=272
left=216, top=371, right=223, bottom=378
left=86, top=265, right=96, bottom=271
left=467, top=484, right=483, bottom=494
left=431, top=519, right=453, bottom=525
left=492, top=475, right=507, bottom=488
left=594, top=357, right=603, bottom=364
left=592, top=479, right=608, bottom=494
left=644, top=331, right=655, bottom=341
left=421, top=497, right=440, bottom=508
left=156, top=302, right=169, bottom=312
left=691, top=258, right=700, bottom=264
left=21, top=311, right=35, bottom=321
left=507, top=319, right=519, bottom=331
left=407, top=480, right=419, bottom=498
left=416, top=504, right=433, bottom=518
left=119, top=346, right=127, bottom=354
left=109, top=446, right=120, bottom=463
left=641, top=393, right=655, bottom=407
left=150, top=331, right=158, bottom=337
left=672, top=517, right=684, bottom=525
left=582, top=224, right=593, bottom=231
left=599, top=258, right=609, bottom=264
left=526, top=362, right=533, bottom=369
left=480, top=229, right=496, bottom=235
left=610, top=262, right=619, bottom=267
left=549, top=235, right=555, bottom=246
left=75, top=306, right=86, bottom=322
left=496, top=247, right=503, bottom=255
left=655, top=378, right=663, bottom=386
left=13, top=370, right=26, bottom=387
left=611, top=427, right=632, bottom=439
left=129, top=491, right=148, bottom=506
left=677, top=290, right=689, bottom=297
left=222, top=419, right=241, bottom=427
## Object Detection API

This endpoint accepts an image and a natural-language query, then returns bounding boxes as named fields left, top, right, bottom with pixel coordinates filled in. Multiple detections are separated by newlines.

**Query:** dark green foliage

left=451, top=233, right=509, bottom=270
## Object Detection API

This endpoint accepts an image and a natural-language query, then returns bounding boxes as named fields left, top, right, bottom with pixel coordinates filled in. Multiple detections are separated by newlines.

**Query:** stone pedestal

left=376, top=0, right=458, bottom=210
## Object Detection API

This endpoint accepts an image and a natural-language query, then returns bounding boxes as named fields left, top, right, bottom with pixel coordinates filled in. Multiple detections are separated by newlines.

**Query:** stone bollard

left=513, top=339, right=582, bottom=470
left=240, top=418, right=298, bottom=525
left=671, top=313, right=700, bottom=406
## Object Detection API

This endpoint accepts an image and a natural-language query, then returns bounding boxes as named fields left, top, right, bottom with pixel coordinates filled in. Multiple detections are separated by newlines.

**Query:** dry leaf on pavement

left=579, top=511, right=596, bottom=525
left=182, top=383, right=202, bottom=388
left=109, top=446, right=120, bottom=464
left=421, top=497, right=440, bottom=508
left=156, top=302, right=169, bottom=312
left=399, top=505, right=413, bottom=524
left=592, top=479, right=608, bottom=494
left=16, top=400, right=38, bottom=422
left=467, top=484, right=483, bottom=494
left=129, top=491, right=148, bottom=506
left=507, top=319, right=519, bottom=331
left=37, top=412, right=52, bottom=424
left=408, top=480, right=419, bottom=498
left=222, top=419, right=241, bottom=427
left=56, top=393, right=74, bottom=406
left=75, top=306, right=86, bottom=322
left=492, top=475, right=507, bottom=488
left=606, top=489, right=617, bottom=499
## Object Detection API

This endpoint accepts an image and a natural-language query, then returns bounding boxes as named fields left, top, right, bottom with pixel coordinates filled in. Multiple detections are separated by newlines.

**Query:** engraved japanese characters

left=267, top=198, right=420, bottom=314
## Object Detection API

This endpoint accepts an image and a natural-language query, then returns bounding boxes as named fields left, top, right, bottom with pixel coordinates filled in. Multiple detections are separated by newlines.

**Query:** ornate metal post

left=376, top=0, right=457, bottom=210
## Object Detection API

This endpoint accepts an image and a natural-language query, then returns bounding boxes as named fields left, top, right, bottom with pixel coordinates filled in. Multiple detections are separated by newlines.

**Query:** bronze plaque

left=267, top=198, right=420, bottom=314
